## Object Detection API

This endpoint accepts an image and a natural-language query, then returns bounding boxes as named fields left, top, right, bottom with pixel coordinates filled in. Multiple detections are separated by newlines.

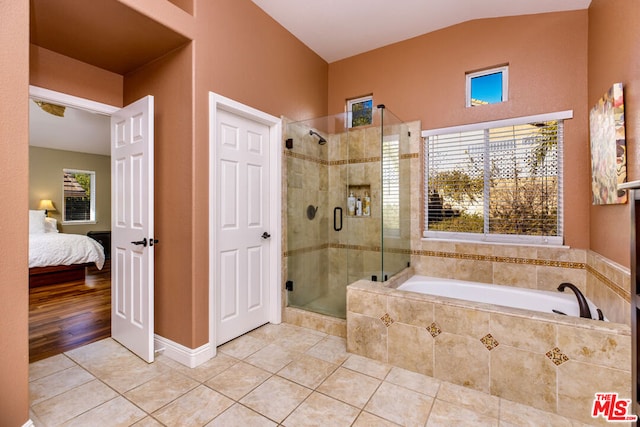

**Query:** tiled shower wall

left=283, top=119, right=418, bottom=317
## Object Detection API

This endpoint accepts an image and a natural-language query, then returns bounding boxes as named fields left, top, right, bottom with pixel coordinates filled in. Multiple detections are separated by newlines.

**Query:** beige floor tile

left=436, top=381, right=500, bottom=418
left=158, top=351, right=238, bottom=383
left=206, top=403, right=277, bottom=427
left=124, top=369, right=200, bottom=413
left=384, top=366, right=441, bottom=397
left=86, top=353, right=172, bottom=393
left=426, top=399, right=498, bottom=426
left=61, top=396, right=146, bottom=427
left=306, top=336, right=349, bottom=364
left=132, top=416, right=165, bottom=426
left=219, top=333, right=270, bottom=359
left=275, top=327, right=326, bottom=353
left=499, top=399, right=575, bottom=427
left=352, top=411, right=402, bottom=426
left=29, top=365, right=94, bottom=405
left=206, top=361, right=271, bottom=400
left=342, top=353, right=392, bottom=379
left=31, top=379, right=119, bottom=426
left=240, top=376, right=312, bottom=423
left=29, top=354, right=76, bottom=382
left=248, top=322, right=301, bottom=342
left=152, top=384, right=234, bottom=426
left=277, top=353, right=338, bottom=389
left=64, top=338, right=130, bottom=366
left=244, top=343, right=297, bottom=373
left=283, top=392, right=360, bottom=427
left=317, top=367, right=381, bottom=408
left=365, top=381, right=434, bottom=427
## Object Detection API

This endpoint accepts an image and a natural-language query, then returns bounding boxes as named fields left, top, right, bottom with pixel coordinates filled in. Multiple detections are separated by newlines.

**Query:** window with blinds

left=423, top=112, right=570, bottom=245
left=382, top=135, right=400, bottom=236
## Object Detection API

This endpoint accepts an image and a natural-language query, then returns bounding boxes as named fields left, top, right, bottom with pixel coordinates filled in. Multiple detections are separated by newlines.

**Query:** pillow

left=29, top=210, right=46, bottom=234
left=44, top=217, right=58, bottom=233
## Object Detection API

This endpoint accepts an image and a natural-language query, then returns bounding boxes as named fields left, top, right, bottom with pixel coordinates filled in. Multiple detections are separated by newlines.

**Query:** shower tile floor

left=29, top=323, right=598, bottom=426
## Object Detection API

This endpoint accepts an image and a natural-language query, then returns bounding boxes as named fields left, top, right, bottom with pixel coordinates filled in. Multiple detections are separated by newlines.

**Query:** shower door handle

left=334, top=207, right=343, bottom=231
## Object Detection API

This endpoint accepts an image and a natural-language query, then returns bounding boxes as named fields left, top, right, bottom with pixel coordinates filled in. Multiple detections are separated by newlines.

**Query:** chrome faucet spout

left=557, top=282, right=592, bottom=319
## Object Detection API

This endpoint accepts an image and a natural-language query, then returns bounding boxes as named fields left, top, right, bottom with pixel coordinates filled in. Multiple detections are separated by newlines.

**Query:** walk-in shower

left=283, top=105, right=411, bottom=318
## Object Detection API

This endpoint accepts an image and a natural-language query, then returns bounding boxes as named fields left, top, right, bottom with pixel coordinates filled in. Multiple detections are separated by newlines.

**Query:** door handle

left=261, top=232, right=271, bottom=240
left=334, top=207, right=343, bottom=231
left=131, top=237, right=148, bottom=247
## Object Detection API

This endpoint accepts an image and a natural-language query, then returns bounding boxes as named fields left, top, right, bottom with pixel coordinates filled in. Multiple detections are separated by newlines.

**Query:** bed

left=28, top=210, right=105, bottom=288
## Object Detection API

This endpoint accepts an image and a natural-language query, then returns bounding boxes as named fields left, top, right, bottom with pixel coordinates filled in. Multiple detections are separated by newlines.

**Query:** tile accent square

left=427, top=322, right=442, bottom=338
left=380, top=313, right=394, bottom=327
left=480, top=334, right=499, bottom=351
left=545, top=347, right=569, bottom=366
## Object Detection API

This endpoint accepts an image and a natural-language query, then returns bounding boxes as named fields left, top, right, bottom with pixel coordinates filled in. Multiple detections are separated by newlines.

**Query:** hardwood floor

left=29, top=261, right=111, bottom=363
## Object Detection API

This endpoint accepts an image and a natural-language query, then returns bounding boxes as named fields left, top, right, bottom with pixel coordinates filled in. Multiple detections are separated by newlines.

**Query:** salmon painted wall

left=588, top=0, right=640, bottom=268
left=188, top=0, right=328, bottom=346
left=123, top=45, right=197, bottom=345
left=30, top=45, right=123, bottom=107
left=328, top=11, right=590, bottom=249
left=0, top=0, right=30, bottom=424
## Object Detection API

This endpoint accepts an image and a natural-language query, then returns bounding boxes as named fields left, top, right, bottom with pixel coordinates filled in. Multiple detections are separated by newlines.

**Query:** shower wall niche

left=283, top=106, right=411, bottom=319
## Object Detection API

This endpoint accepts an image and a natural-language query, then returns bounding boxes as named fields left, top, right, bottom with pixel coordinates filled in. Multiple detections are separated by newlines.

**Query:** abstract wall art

left=589, top=82, right=627, bottom=205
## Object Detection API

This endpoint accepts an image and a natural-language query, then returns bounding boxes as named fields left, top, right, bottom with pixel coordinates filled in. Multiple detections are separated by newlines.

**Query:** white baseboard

left=154, top=334, right=213, bottom=368
left=23, top=420, right=35, bottom=427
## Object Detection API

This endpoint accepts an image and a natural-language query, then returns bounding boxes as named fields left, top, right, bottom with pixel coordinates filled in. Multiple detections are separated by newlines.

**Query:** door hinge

left=285, top=280, right=293, bottom=291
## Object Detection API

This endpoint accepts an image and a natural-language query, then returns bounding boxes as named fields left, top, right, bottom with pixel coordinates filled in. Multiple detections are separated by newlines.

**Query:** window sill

left=421, top=234, right=568, bottom=249
left=62, top=221, right=98, bottom=226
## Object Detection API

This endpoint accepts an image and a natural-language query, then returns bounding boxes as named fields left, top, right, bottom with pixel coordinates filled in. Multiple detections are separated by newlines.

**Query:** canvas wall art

left=589, top=82, right=627, bottom=205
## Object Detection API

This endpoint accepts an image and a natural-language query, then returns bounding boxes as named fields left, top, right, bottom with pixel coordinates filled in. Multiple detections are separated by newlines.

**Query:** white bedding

left=29, top=233, right=105, bottom=269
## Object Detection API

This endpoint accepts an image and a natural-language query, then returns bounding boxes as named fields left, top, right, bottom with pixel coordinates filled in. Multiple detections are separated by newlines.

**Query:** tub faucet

left=557, top=282, right=592, bottom=319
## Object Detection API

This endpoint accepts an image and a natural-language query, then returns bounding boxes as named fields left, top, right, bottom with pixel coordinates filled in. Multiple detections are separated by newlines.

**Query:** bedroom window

left=63, top=169, right=96, bottom=224
left=422, top=111, right=572, bottom=245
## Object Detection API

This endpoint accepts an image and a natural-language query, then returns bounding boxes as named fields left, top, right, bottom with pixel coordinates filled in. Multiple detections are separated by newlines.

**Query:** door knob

left=261, top=232, right=271, bottom=240
left=131, top=237, right=148, bottom=247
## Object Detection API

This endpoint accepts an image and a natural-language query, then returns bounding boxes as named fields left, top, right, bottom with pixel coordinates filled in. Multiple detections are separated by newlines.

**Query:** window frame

left=466, top=65, right=509, bottom=107
left=62, top=168, right=97, bottom=225
left=347, top=95, right=373, bottom=128
left=421, top=110, right=572, bottom=246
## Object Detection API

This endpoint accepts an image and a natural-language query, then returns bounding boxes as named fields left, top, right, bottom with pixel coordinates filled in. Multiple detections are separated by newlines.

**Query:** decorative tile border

left=283, top=150, right=328, bottom=165
left=586, top=263, right=630, bottom=303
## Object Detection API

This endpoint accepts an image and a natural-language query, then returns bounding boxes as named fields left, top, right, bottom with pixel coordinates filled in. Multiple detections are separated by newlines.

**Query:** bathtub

left=397, top=275, right=605, bottom=320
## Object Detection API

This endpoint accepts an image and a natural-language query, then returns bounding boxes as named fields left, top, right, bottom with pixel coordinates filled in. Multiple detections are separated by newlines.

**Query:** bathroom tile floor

left=29, top=322, right=598, bottom=426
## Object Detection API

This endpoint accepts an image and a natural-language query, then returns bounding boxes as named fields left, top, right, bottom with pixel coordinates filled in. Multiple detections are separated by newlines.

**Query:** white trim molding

left=154, top=334, right=212, bottom=368
left=29, top=86, right=119, bottom=115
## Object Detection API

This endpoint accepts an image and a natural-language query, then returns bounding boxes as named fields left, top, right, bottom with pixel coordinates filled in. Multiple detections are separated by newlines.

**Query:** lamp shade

left=38, top=199, right=56, bottom=212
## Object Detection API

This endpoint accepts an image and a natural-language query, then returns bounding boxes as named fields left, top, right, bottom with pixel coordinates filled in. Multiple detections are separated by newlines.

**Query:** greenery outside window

left=63, top=168, right=96, bottom=224
left=422, top=111, right=572, bottom=245
left=347, top=95, right=373, bottom=128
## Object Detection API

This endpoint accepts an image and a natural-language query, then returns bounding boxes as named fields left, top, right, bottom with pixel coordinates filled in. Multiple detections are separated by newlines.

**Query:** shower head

left=309, top=129, right=327, bottom=145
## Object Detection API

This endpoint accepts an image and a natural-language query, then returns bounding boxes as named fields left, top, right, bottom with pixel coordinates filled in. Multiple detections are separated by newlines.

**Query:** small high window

left=466, top=66, right=508, bottom=107
left=347, top=95, right=373, bottom=128
left=63, top=169, right=96, bottom=224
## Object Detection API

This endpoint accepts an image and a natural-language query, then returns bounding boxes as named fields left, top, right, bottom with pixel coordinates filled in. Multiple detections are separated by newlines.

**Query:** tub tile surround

left=347, top=281, right=631, bottom=426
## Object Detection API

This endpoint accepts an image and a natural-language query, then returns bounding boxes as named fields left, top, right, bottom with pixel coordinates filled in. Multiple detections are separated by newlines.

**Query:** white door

left=111, top=96, right=155, bottom=362
left=215, top=107, right=271, bottom=345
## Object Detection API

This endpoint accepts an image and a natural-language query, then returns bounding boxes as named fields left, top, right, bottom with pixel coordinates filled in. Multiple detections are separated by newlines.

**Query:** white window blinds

left=382, top=135, right=400, bottom=235
left=423, top=112, right=570, bottom=245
